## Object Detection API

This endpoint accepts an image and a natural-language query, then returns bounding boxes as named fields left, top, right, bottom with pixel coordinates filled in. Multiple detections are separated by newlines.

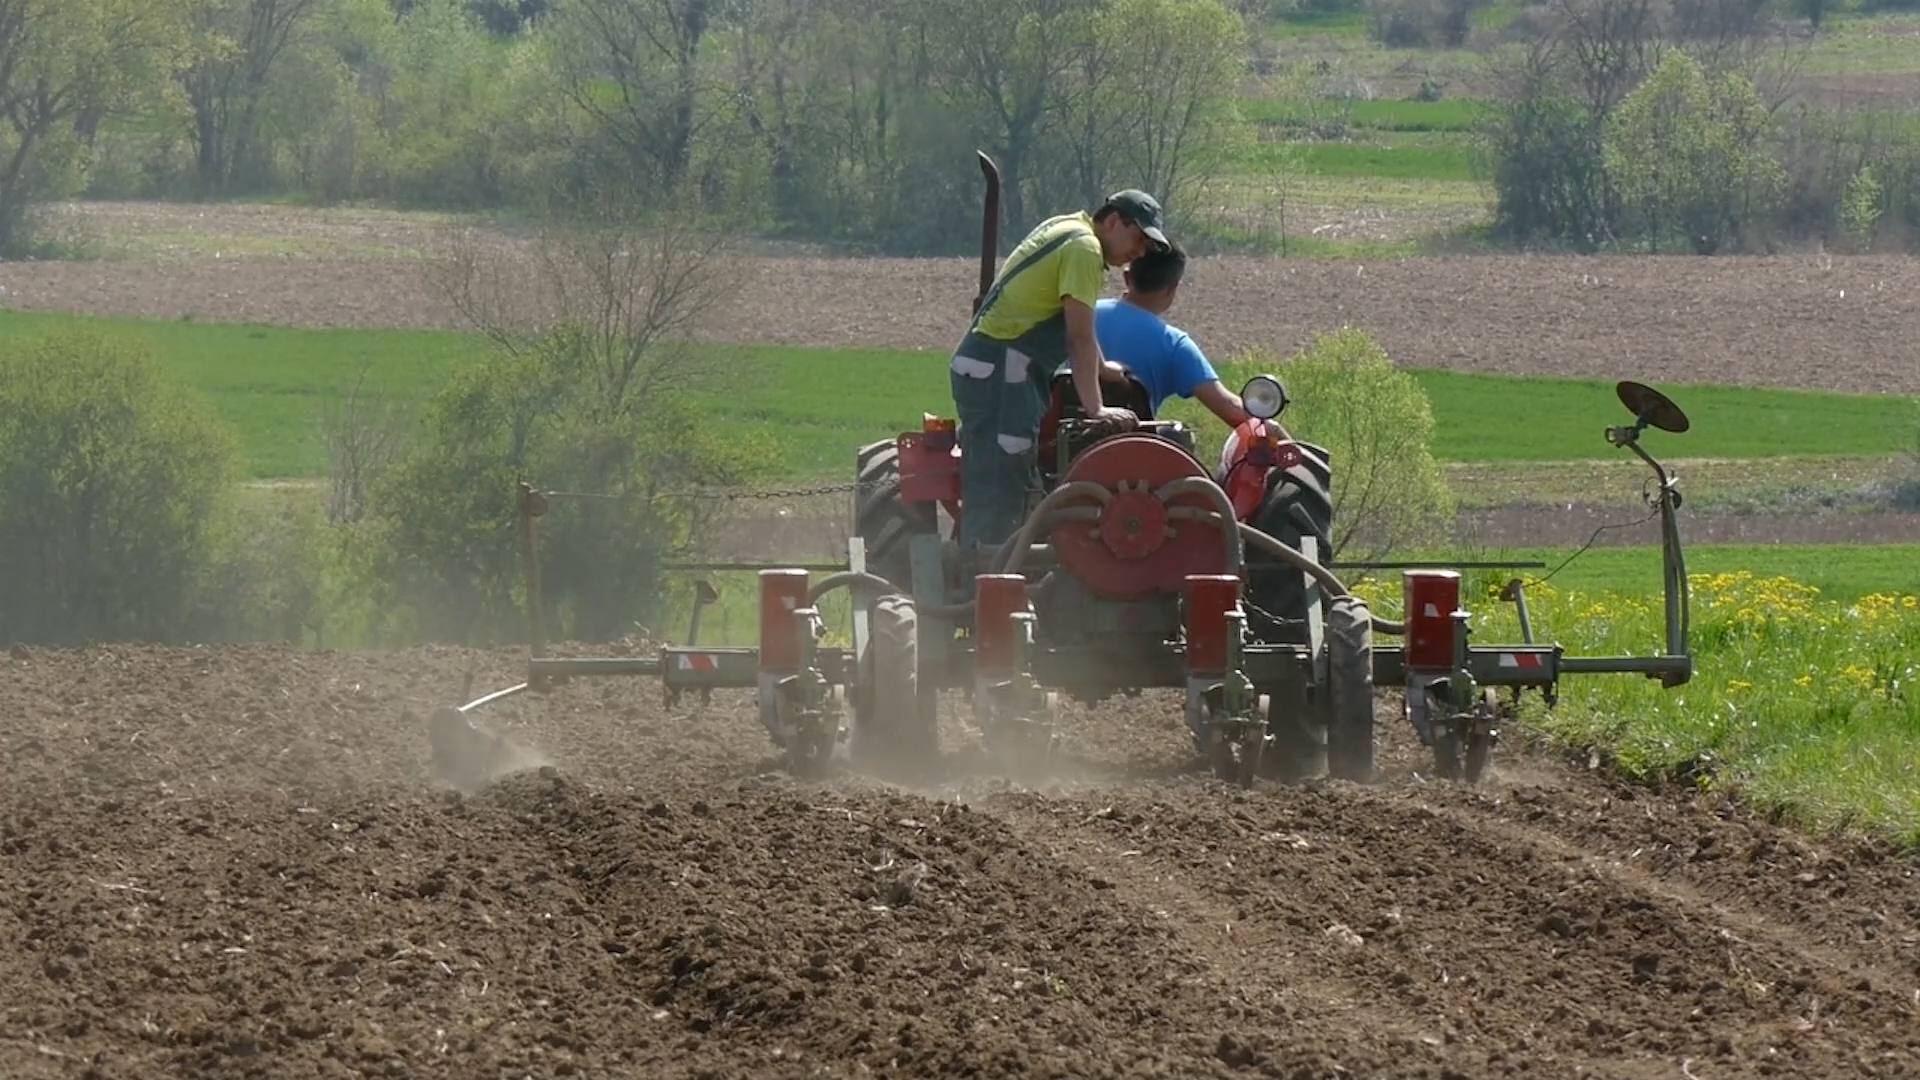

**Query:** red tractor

left=848, top=349, right=1354, bottom=778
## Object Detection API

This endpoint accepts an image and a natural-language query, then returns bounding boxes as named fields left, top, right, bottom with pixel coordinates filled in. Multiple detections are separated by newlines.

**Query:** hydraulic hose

left=1154, top=476, right=1247, bottom=578
left=809, top=571, right=901, bottom=604
left=994, top=482, right=1112, bottom=574
left=812, top=475, right=1404, bottom=637
left=1158, top=503, right=1405, bottom=636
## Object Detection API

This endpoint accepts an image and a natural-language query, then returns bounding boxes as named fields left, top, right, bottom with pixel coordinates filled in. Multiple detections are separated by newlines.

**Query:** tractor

left=439, top=152, right=1698, bottom=789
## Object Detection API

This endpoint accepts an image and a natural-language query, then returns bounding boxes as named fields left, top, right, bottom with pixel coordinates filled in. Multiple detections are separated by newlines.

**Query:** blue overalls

left=948, top=226, right=1091, bottom=553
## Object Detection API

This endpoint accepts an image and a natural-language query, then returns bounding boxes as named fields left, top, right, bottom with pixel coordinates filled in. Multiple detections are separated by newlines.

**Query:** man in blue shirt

left=1094, top=241, right=1250, bottom=428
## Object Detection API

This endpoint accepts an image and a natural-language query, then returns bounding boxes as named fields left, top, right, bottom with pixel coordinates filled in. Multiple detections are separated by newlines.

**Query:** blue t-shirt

left=1094, top=297, right=1217, bottom=414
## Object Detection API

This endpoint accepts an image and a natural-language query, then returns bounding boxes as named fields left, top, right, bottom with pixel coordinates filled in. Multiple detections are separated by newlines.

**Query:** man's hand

left=1085, top=405, right=1140, bottom=434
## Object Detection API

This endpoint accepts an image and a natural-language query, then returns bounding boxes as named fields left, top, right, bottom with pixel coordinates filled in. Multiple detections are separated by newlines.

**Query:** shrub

left=1480, top=88, right=1617, bottom=249
left=181, top=485, right=332, bottom=646
left=1603, top=50, right=1784, bottom=253
left=0, top=330, right=239, bottom=645
left=360, top=331, right=774, bottom=646
left=1160, top=326, right=1455, bottom=563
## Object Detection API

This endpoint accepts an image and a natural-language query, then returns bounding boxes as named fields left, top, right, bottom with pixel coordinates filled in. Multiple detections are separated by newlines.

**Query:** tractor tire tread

left=1324, top=594, right=1376, bottom=783
left=853, top=593, right=939, bottom=776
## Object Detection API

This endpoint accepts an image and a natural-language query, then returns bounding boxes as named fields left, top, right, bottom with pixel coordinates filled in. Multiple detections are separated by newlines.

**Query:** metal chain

left=539, top=479, right=879, bottom=504
left=716, top=480, right=872, bottom=501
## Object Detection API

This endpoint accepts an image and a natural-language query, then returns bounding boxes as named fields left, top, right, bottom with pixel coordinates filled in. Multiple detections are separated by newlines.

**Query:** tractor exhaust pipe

left=973, top=151, right=1001, bottom=315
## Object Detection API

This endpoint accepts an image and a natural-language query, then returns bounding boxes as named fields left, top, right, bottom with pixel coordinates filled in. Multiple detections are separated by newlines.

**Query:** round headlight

left=1241, top=374, right=1288, bottom=420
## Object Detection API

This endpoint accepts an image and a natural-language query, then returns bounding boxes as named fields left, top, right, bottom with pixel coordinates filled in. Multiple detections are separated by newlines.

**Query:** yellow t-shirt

left=973, top=212, right=1107, bottom=343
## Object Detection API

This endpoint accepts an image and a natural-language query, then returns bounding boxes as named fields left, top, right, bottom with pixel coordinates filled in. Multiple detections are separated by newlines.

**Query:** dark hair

left=1128, top=241, right=1187, bottom=294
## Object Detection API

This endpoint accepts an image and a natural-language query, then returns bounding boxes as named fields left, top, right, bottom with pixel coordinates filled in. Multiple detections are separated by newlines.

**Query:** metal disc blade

left=1616, top=380, right=1690, bottom=433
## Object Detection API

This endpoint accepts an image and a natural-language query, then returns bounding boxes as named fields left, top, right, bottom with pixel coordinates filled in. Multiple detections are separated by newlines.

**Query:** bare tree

left=428, top=185, right=755, bottom=422
left=1554, top=0, right=1668, bottom=119
left=549, top=0, right=734, bottom=192
left=912, top=0, right=1103, bottom=228
left=318, top=364, right=412, bottom=526
left=371, top=185, right=765, bottom=644
left=425, top=182, right=760, bottom=555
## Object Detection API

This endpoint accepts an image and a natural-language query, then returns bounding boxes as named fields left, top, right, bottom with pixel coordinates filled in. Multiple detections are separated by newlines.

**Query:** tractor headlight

left=1241, top=375, right=1288, bottom=421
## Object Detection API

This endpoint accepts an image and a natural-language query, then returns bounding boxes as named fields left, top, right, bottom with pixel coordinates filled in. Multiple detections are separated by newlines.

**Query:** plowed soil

left=4, top=644, right=1916, bottom=1079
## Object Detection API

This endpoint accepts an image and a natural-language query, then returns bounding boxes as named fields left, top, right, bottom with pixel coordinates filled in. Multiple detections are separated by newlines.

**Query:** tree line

left=2, top=0, right=1247, bottom=258
left=2, top=0, right=1915, bottom=259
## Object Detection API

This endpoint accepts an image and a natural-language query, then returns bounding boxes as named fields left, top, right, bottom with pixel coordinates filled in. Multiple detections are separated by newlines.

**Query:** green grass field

left=1349, top=561, right=1920, bottom=841
left=1239, top=96, right=1489, bottom=133
left=1235, top=138, right=1479, bottom=182
left=2, top=310, right=1910, bottom=483
left=0, top=310, right=480, bottom=478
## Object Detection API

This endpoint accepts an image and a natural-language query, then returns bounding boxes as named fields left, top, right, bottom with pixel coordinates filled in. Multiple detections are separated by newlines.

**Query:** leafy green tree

left=0, top=330, right=239, bottom=646
left=1080, top=0, right=1248, bottom=209
left=1481, top=84, right=1617, bottom=248
left=0, top=0, right=206, bottom=254
left=1603, top=49, right=1785, bottom=252
left=1160, top=328, right=1454, bottom=563
left=1839, top=161, right=1883, bottom=251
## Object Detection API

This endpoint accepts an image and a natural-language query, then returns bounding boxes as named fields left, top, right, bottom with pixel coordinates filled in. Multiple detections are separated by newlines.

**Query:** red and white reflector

left=757, top=569, right=811, bottom=674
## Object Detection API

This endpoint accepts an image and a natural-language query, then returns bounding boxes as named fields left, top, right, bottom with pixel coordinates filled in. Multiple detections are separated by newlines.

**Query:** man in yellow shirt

left=949, top=189, right=1170, bottom=552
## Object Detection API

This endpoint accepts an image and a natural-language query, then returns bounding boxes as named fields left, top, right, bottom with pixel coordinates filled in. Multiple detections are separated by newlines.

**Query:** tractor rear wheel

left=854, top=439, right=938, bottom=590
left=1324, top=594, right=1376, bottom=783
left=851, top=593, right=940, bottom=779
left=1245, top=447, right=1335, bottom=645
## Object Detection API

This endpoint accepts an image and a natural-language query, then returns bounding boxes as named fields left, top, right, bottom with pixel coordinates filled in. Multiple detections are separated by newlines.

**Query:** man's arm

left=1064, top=298, right=1124, bottom=415
left=1165, top=330, right=1254, bottom=428
left=1196, top=379, right=1293, bottom=438
left=1193, top=379, right=1250, bottom=428
left=1059, top=241, right=1133, bottom=421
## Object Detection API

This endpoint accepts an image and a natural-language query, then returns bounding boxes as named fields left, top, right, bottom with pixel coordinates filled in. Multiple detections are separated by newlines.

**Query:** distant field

left=1797, top=11, right=1920, bottom=75
left=1239, top=97, right=1487, bottom=134
left=1234, top=138, right=1478, bottom=183
left=1, top=310, right=1910, bottom=481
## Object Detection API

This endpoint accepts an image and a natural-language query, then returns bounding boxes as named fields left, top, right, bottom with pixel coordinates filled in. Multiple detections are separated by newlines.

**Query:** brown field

left=2, top=202, right=1918, bottom=1079
left=3, top=643, right=1918, bottom=1080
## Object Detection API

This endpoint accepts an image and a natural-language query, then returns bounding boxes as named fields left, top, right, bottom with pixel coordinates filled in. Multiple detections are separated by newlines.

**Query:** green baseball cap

left=1106, top=189, right=1169, bottom=251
